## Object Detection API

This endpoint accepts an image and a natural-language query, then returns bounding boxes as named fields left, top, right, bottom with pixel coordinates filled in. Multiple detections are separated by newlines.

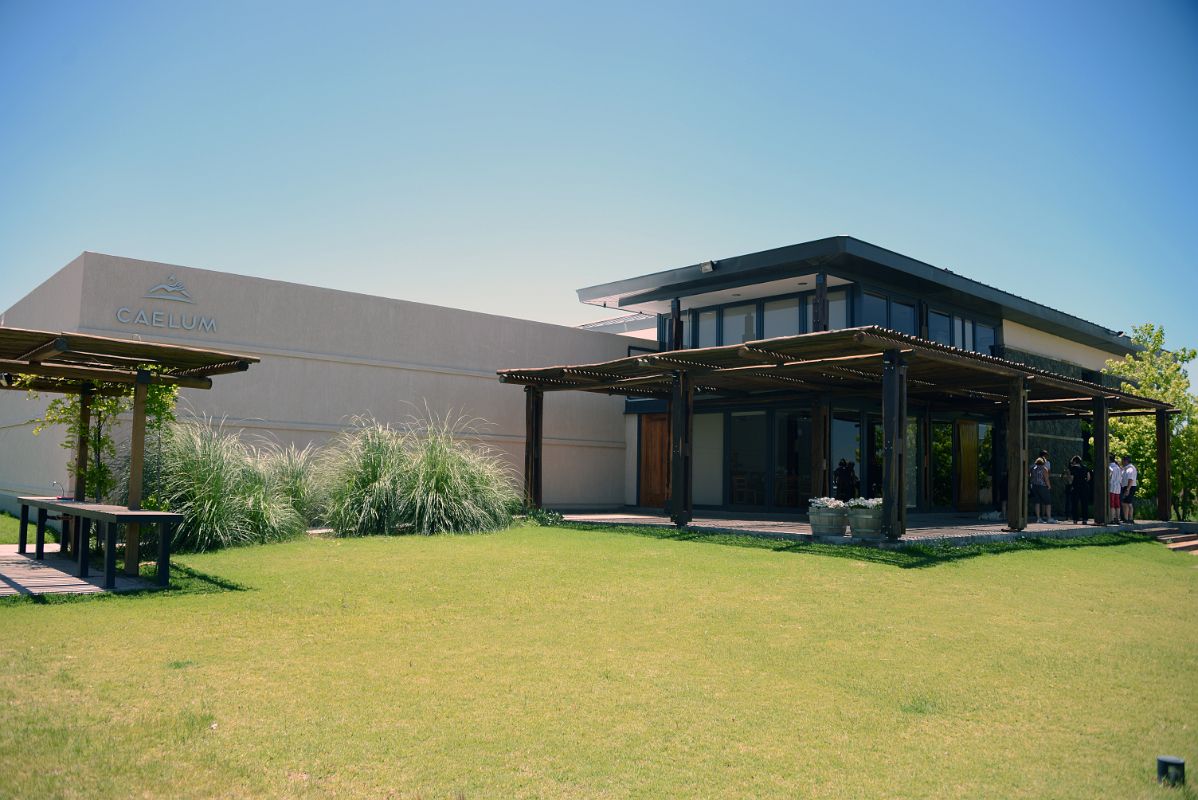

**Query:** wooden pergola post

left=811, top=401, right=830, bottom=498
left=1092, top=396, right=1109, bottom=525
left=813, top=272, right=829, bottom=332
left=669, top=370, right=693, bottom=528
left=881, top=349, right=908, bottom=540
left=523, top=386, right=544, bottom=509
left=1006, top=378, right=1029, bottom=531
left=124, top=371, right=149, bottom=575
left=1156, top=408, right=1171, bottom=521
left=67, top=383, right=93, bottom=558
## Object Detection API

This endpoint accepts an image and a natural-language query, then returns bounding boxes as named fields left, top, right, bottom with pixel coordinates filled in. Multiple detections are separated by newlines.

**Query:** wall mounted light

left=699, top=261, right=716, bottom=273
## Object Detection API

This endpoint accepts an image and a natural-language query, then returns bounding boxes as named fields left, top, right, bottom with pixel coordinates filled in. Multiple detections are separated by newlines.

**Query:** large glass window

left=975, top=323, right=996, bottom=356
left=861, top=292, right=888, bottom=327
left=953, top=316, right=965, bottom=349
left=828, top=291, right=848, bottom=329
left=729, top=412, right=768, bottom=507
left=763, top=298, right=800, bottom=339
left=891, top=302, right=916, bottom=335
left=928, top=311, right=951, bottom=345
left=696, top=310, right=717, bottom=348
left=773, top=410, right=811, bottom=509
left=722, top=303, right=757, bottom=345
left=693, top=413, right=724, bottom=505
left=830, top=413, right=861, bottom=500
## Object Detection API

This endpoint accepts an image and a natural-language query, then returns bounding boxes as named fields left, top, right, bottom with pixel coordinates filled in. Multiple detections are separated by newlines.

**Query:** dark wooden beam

left=1157, top=408, right=1171, bottom=521
left=813, top=272, right=828, bottom=332
left=17, top=336, right=69, bottom=363
left=669, top=297, right=683, bottom=351
left=524, top=386, right=544, bottom=509
left=0, top=360, right=212, bottom=390
left=1092, top=396, right=1109, bottom=525
left=0, top=378, right=126, bottom=396
left=1006, top=378, right=1029, bottom=531
left=811, top=401, right=829, bottom=498
left=881, top=350, right=908, bottom=539
left=669, top=371, right=693, bottom=527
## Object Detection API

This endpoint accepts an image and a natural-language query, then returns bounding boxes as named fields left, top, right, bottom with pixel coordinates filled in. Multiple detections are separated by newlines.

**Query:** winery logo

left=143, top=275, right=194, bottom=303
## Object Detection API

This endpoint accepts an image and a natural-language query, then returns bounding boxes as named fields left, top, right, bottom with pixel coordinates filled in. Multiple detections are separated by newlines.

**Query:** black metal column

left=669, top=371, right=693, bottom=528
left=1092, top=396, right=1109, bottom=525
left=881, top=350, right=908, bottom=540
left=523, top=386, right=544, bottom=509
left=669, top=297, right=684, bottom=350
left=104, top=522, right=118, bottom=591
left=158, top=521, right=172, bottom=587
left=17, top=503, right=28, bottom=554
left=813, top=272, right=829, bottom=332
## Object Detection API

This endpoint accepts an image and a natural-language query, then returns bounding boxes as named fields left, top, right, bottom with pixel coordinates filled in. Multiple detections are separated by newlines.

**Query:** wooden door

left=956, top=419, right=978, bottom=511
left=639, top=414, right=670, bottom=508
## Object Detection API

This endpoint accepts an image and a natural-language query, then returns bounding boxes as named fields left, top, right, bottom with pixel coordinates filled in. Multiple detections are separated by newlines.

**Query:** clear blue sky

left=1, top=1, right=1196, bottom=354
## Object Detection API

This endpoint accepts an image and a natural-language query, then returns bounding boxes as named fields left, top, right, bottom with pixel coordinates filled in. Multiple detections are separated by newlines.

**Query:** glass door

left=773, top=409, right=811, bottom=509
left=728, top=412, right=768, bottom=508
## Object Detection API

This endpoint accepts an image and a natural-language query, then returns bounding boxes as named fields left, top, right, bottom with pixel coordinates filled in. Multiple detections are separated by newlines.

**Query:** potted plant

left=846, top=497, right=885, bottom=540
left=808, top=497, right=848, bottom=538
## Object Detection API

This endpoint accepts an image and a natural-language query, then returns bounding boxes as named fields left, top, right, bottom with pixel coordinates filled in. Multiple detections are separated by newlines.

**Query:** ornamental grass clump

left=395, top=412, right=519, bottom=535
left=259, top=442, right=321, bottom=525
left=157, top=417, right=306, bottom=551
left=319, top=418, right=409, bottom=536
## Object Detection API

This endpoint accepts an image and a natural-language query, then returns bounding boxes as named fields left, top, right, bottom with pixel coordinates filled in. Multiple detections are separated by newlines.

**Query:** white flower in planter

left=809, top=497, right=847, bottom=510
left=846, top=497, right=883, bottom=509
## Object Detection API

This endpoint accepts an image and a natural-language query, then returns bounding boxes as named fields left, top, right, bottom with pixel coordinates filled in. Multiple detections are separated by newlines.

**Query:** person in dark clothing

left=834, top=459, right=855, bottom=501
left=1066, top=455, right=1091, bottom=524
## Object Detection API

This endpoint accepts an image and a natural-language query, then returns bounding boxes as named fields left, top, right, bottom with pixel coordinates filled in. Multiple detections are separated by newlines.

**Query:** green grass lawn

left=1, top=524, right=1195, bottom=799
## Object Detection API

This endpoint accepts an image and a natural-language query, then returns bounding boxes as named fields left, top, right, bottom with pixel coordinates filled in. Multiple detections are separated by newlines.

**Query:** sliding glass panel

left=828, top=291, right=848, bottom=329
left=729, top=412, right=768, bottom=507
left=928, top=311, right=951, bottom=345
left=977, top=422, right=994, bottom=508
left=891, top=302, right=916, bottom=335
left=763, top=298, right=800, bottom=338
left=680, top=313, right=692, bottom=349
left=906, top=418, right=919, bottom=508
left=975, top=323, right=996, bottom=356
left=953, top=316, right=965, bottom=348
left=722, top=303, right=757, bottom=345
left=931, top=421, right=953, bottom=507
left=861, top=292, right=887, bottom=327
left=773, top=409, right=811, bottom=509
left=693, top=413, right=724, bottom=505
left=697, top=310, right=717, bottom=347
left=830, top=412, right=861, bottom=499
left=963, top=320, right=975, bottom=352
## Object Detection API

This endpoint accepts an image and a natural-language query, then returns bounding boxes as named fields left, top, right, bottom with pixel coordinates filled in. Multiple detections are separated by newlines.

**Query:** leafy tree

left=29, top=377, right=178, bottom=502
left=1103, top=323, right=1197, bottom=519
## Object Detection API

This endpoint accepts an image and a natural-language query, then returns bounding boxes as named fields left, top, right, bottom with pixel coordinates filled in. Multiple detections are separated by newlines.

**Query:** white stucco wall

left=0, top=252, right=637, bottom=512
left=1002, top=320, right=1122, bottom=372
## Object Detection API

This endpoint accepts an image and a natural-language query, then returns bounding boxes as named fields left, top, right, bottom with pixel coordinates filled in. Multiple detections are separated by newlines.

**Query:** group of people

left=1028, top=449, right=1138, bottom=525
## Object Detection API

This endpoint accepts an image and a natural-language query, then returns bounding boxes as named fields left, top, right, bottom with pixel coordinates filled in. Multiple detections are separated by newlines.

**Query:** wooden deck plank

left=0, top=544, right=154, bottom=596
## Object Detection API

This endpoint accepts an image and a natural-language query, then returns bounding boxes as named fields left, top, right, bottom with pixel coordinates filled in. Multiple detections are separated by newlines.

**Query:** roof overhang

left=577, top=236, right=1137, bottom=355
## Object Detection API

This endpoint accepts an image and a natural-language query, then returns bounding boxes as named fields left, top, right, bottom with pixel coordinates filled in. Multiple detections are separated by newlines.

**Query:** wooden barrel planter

left=808, top=506, right=848, bottom=539
left=848, top=506, right=885, bottom=541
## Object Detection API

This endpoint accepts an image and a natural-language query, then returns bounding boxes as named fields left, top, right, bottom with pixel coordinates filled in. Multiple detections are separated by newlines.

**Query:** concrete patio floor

left=563, top=510, right=1177, bottom=547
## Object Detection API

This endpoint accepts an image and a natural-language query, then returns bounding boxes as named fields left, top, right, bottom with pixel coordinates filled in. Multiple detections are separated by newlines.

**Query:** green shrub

left=319, top=418, right=409, bottom=536
left=157, top=417, right=306, bottom=551
left=319, top=412, right=519, bottom=536
left=259, top=442, right=321, bottom=525
left=396, top=413, right=519, bottom=534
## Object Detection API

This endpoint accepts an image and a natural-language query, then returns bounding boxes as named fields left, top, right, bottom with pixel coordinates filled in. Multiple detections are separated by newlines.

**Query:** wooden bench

left=18, top=496, right=182, bottom=591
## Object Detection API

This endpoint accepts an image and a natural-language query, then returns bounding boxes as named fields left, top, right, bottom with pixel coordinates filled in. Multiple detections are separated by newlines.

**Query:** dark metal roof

left=498, top=326, right=1168, bottom=413
left=576, top=236, right=1136, bottom=355
left=0, top=326, right=259, bottom=393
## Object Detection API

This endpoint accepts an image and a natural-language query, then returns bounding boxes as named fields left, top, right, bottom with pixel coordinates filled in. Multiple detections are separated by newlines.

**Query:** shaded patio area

left=564, top=510, right=1180, bottom=547
left=0, top=544, right=153, bottom=596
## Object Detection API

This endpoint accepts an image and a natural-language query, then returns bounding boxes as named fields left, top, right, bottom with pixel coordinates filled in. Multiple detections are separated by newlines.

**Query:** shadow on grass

left=556, top=523, right=1155, bottom=569
left=0, top=560, right=250, bottom=607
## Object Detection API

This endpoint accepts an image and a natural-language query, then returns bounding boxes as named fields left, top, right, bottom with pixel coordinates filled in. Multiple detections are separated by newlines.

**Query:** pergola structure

left=0, top=326, right=259, bottom=572
left=499, top=326, right=1174, bottom=539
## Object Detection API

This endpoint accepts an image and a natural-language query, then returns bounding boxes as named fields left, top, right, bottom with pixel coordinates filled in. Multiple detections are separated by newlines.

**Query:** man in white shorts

left=1121, top=456, right=1138, bottom=523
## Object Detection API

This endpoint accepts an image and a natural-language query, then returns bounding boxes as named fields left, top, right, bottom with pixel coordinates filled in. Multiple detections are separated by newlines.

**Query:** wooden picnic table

left=17, top=496, right=181, bottom=590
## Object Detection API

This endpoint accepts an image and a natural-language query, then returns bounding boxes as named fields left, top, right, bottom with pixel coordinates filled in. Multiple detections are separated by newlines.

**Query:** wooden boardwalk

left=563, top=511, right=1172, bottom=547
left=0, top=544, right=153, bottom=597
